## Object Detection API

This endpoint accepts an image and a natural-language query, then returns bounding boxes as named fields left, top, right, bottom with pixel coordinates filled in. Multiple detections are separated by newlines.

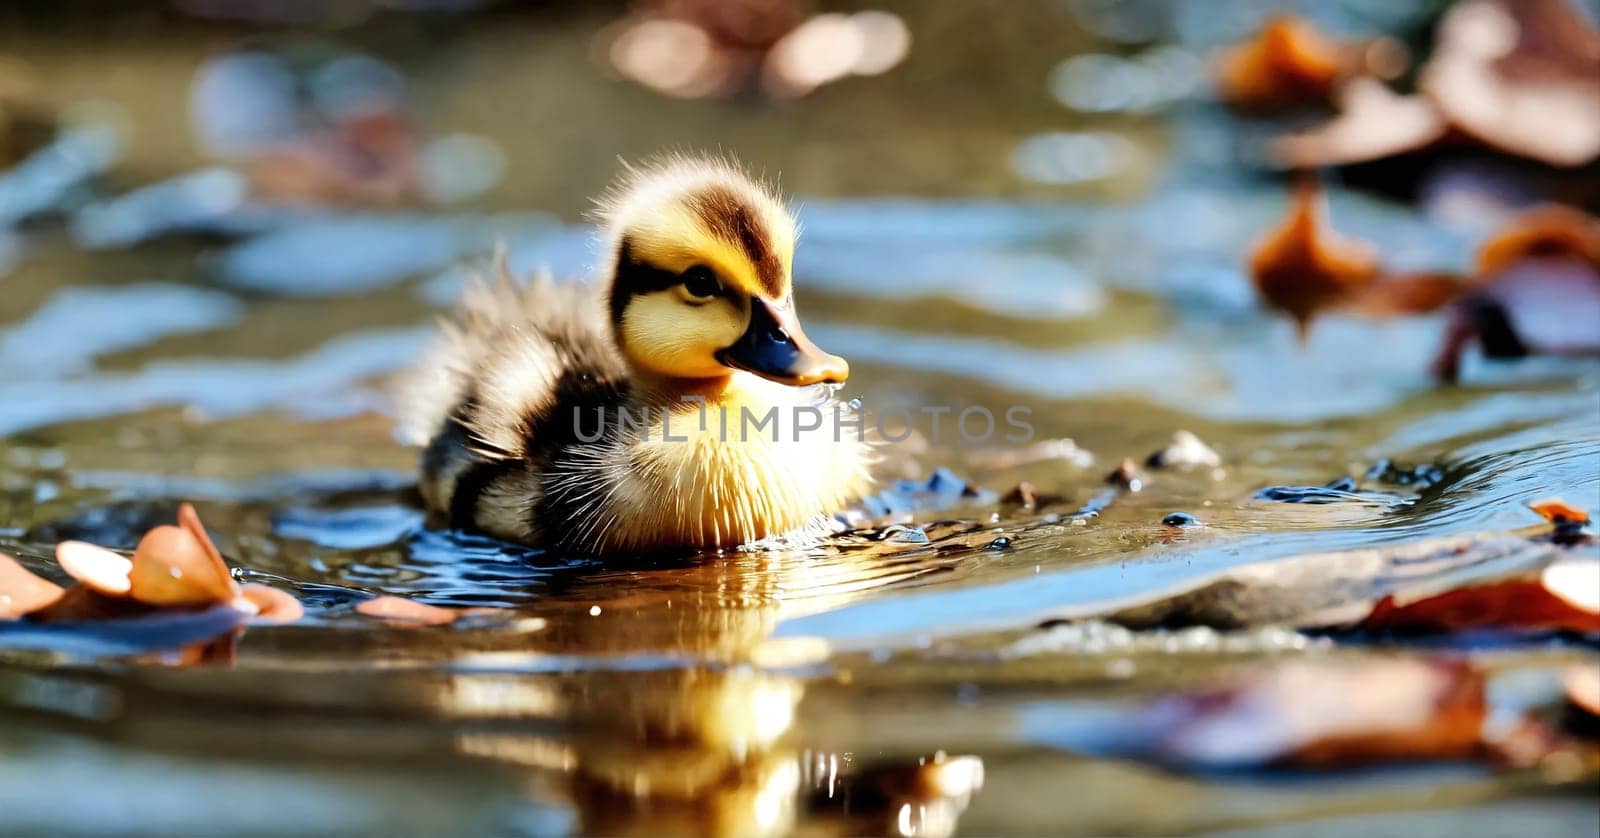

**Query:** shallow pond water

left=2, top=3, right=1598, bottom=836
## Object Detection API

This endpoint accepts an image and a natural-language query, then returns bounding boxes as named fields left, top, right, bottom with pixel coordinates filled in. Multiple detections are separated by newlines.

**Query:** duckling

left=398, top=157, right=873, bottom=554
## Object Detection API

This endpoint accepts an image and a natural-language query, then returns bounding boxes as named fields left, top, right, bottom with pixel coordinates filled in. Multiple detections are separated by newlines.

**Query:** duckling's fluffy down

left=395, top=258, right=623, bottom=461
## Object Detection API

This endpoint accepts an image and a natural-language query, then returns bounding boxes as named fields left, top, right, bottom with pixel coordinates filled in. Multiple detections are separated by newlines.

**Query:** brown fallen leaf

left=1104, top=500, right=1593, bottom=633
left=1431, top=205, right=1600, bottom=379
left=1249, top=189, right=1599, bottom=352
left=1139, top=659, right=1489, bottom=769
left=1361, top=573, right=1600, bottom=635
left=1271, top=0, right=1600, bottom=170
left=0, top=552, right=64, bottom=619
left=1216, top=15, right=1404, bottom=111
left=1249, top=179, right=1381, bottom=336
left=57, top=512, right=234, bottom=609
left=1421, top=0, right=1600, bottom=168
left=1271, top=77, right=1449, bottom=168
left=127, top=522, right=235, bottom=607
left=3, top=503, right=302, bottom=627
left=1475, top=204, right=1600, bottom=278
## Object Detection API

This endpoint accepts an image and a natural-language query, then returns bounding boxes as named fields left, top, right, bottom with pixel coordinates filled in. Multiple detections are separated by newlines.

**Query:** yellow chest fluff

left=559, top=377, right=873, bottom=553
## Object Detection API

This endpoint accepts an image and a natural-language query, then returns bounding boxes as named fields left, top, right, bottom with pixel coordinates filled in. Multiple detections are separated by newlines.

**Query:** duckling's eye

left=679, top=266, right=721, bottom=302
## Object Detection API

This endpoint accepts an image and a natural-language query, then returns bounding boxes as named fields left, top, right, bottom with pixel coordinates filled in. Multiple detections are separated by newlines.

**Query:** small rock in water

left=1001, top=481, right=1038, bottom=509
left=1105, top=457, right=1145, bottom=491
left=1254, top=484, right=1354, bottom=503
left=886, top=467, right=979, bottom=512
left=879, top=524, right=930, bottom=544
left=1162, top=512, right=1200, bottom=527
left=1366, top=459, right=1445, bottom=489
left=1000, top=481, right=1061, bottom=511
left=1145, top=430, right=1221, bottom=470
left=1324, top=475, right=1358, bottom=492
left=929, top=467, right=976, bottom=497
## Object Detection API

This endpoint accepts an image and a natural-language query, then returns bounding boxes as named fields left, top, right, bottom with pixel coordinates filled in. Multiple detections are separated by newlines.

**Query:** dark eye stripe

left=609, top=237, right=681, bottom=325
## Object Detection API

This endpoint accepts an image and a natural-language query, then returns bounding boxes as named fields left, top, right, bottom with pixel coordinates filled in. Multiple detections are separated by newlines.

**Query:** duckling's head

left=597, top=157, right=847, bottom=389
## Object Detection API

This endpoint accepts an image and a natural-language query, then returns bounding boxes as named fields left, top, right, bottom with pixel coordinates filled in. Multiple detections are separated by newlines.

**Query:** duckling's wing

left=396, top=259, right=626, bottom=462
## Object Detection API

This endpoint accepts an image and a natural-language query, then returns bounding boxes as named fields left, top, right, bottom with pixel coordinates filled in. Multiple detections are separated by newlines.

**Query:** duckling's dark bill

left=716, top=298, right=849, bottom=386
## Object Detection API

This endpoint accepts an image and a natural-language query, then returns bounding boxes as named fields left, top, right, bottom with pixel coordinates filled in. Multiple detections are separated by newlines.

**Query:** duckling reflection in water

left=444, top=665, right=981, bottom=838
left=400, top=157, right=874, bottom=554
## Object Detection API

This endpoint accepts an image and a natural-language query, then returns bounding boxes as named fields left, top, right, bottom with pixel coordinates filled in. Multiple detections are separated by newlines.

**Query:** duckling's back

left=396, top=260, right=627, bottom=542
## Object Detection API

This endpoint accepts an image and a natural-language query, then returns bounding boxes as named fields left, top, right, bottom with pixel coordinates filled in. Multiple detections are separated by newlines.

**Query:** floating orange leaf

left=128, top=519, right=236, bottom=607
left=1251, top=191, right=1599, bottom=354
left=1432, top=206, right=1600, bottom=380
left=2, top=503, right=303, bottom=636
left=54, top=540, right=133, bottom=597
left=1249, top=179, right=1380, bottom=335
left=0, top=553, right=64, bottom=619
left=1215, top=15, right=1398, bottom=111
left=1476, top=205, right=1600, bottom=278
left=237, top=584, right=305, bottom=624
left=355, top=595, right=493, bottom=626
left=1361, top=575, right=1600, bottom=635
left=1529, top=497, right=1591, bottom=526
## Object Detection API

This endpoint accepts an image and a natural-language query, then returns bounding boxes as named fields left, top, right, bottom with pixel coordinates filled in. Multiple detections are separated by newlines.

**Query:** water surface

left=1, top=3, right=1597, bottom=835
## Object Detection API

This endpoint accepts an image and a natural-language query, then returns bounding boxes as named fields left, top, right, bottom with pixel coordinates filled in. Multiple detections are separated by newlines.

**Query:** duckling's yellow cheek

left=620, top=292, right=747, bottom=378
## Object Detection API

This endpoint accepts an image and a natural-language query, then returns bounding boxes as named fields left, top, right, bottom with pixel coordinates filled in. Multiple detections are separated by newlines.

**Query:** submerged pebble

left=878, top=524, right=930, bottom=544
left=1324, top=475, right=1358, bottom=493
left=1001, top=482, right=1039, bottom=509
left=1253, top=484, right=1355, bottom=503
left=1145, top=430, right=1221, bottom=470
left=880, top=468, right=984, bottom=513
left=1365, top=458, right=1445, bottom=489
left=1000, top=481, right=1061, bottom=512
left=1254, top=475, right=1399, bottom=505
left=1104, top=457, right=1145, bottom=491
